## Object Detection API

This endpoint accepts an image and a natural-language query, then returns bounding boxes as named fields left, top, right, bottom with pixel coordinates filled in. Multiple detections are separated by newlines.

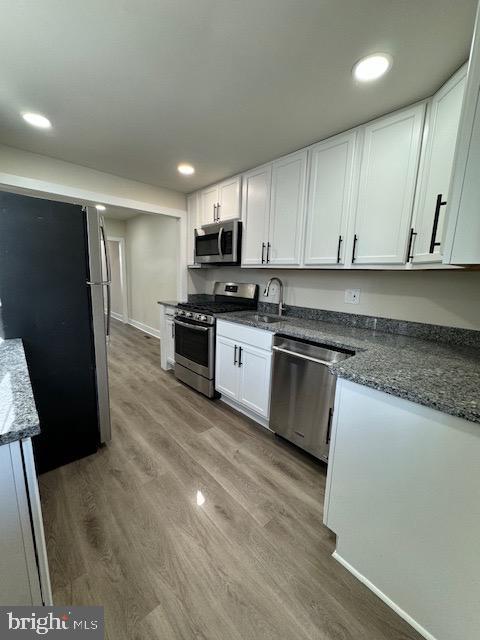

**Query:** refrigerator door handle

left=99, top=216, right=112, bottom=339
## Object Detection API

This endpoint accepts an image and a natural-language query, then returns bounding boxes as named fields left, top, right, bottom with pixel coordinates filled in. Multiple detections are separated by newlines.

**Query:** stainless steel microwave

left=194, top=219, right=242, bottom=264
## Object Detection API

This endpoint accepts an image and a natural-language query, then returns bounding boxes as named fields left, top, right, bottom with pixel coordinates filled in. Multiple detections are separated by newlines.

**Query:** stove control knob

left=185, top=312, right=192, bottom=318
left=198, top=314, right=207, bottom=322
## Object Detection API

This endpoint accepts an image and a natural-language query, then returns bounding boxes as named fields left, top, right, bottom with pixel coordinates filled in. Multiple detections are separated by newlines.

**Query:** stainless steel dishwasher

left=270, top=335, right=353, bottom=462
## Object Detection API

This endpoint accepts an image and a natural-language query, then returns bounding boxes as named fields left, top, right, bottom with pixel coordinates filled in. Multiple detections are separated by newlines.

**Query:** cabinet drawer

left=216, top=320, right=273, bottom=351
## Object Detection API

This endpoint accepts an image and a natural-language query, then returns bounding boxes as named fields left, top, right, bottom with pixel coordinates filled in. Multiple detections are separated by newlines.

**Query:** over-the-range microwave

left=194, top=219, right=242, bottom=264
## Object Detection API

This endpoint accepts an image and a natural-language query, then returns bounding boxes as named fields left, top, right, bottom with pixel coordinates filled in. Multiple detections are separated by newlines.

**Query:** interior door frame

left=106, top=235, right=129, bottom=323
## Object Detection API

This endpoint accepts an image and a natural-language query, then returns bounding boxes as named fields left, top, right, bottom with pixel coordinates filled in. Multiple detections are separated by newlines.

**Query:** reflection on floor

left=39, top=319, right=422, bottom=640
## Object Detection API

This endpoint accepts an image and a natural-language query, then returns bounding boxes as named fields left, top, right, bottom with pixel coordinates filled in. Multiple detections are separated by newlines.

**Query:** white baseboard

left=219, top=395, right=271, bottom=431
left=332, top=551, right=437, bottom=640
left=111, top=311, right=126, bottom=322
left=127, top=317, right=161, bottom=339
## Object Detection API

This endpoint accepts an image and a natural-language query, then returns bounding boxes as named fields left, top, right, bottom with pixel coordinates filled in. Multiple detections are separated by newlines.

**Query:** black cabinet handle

left=213, top=204, right=217, bottom=221
left=238, top=346, right=243, bottom=367
left=261, top=242, right=266, bottom=264
left=336, top=235, right=343, bottom=264
left=429, top=194, right=447, bottom=254
left=326, top=407, right=334, bottom=445
left=234, top=345, right=237, bottom=365
left=351, top=234, right=358, bottom=263
left=216, top=202, right=221, bottom=221
left=406, top=227, right=417, bottom=262
left=266, top=242, right=271, bottom=263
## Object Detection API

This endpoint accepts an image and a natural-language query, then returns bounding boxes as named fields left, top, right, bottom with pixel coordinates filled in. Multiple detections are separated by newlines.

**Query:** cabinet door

left=200, top=185, right=219, bottom=225
left=186, top=193, right=199, bottom=265
left=215, top=336, right=239, bottom=400
left=412, top=67, right=466, bottom=263
left=352, top=104, right=425, bottom=265
left=165, top=317, right=175, bottom=365
left=218, top=176, right=241, bottom=221
left=241, top=165, right=272, bottom=265
left=268, top=150, right=307, bottom=265
left=444, top=17, right=480, bottom=264
left=238, top=343, right=272, bottom=418
left=304, top=131, right=357, bottom=265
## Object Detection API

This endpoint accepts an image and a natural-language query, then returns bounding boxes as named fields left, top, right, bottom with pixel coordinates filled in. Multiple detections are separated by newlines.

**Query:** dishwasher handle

left=272, top=345, right=335, bottom=367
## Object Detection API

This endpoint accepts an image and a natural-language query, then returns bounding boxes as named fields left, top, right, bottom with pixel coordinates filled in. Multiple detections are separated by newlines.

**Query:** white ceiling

left=0, top=0, right=476, bottom=193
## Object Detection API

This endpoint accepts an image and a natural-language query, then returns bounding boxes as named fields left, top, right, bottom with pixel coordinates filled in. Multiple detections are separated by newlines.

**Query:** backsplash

left=258, top=301, right=480, bottom=348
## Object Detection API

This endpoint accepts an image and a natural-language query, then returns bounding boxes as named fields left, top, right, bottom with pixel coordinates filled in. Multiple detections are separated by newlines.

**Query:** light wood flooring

left=39, top=319, right=422, bottom=640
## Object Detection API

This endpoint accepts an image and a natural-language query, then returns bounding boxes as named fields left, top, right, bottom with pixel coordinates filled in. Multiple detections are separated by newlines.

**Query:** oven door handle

left=217, top=226, right=224, bottom=258
left=174, top=319, right=210, bottom=332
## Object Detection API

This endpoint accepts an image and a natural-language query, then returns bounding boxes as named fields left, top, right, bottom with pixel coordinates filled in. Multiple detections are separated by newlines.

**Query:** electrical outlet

left=345, top=288, right=360, bottom=304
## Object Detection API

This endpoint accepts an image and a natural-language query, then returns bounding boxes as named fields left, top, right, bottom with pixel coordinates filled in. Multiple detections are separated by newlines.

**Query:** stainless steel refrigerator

left=0, top=191, right=111, bottom=473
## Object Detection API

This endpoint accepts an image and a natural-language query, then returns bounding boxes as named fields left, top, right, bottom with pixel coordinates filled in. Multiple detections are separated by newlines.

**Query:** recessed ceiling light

left=95, top=204, right=106, bottom=211
left=22, top=112, right=52, bottom=129
left=177, top=163, right=195, bottom=176
left=353, top=54, right=392, bottom=82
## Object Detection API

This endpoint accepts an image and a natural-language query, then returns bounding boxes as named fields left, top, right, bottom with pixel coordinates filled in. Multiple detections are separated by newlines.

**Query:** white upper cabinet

left=200, top=184, right=219, bottom=225
left=186, top=192, right=199, bottom=265
left=411, top=66, right=467, bottom=264
left=351, top=104, right=425, bottom=265
left=217, top=176, right=241, bottom=221
left=241, top=164, right=272, bottom=265
left=303, top=131, right=358, bottom=266
left=444, top=7, right=480, bottom=264
left=199, top=176, right=241, bottom=225
left=268, top=149, right=307, bottom=265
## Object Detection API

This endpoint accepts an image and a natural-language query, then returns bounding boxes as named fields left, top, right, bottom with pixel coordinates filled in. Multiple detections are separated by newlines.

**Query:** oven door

left=194, top=221, right=239, bottom=264
left=174, top=318, right=214, bottom=379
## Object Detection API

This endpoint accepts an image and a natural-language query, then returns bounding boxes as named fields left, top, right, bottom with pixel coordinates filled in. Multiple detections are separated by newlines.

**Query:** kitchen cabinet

left=325, top=378, right=480, bottom=640
left=215, top=335, right=239, bottom=399
left=216, top=320, right=273, bottom=422
left=411, top=65, right=467, bottom=264
left=241, top=164, right=272, bottom=265
left=186, top=192, right=199, bottom=265
left=199, top=176, right=241, bottom=225
left=241, top=150, right=307, bottom=267
left=159, top=304, right=176, bottom=371
left=350, top=103, right=425, bottom=265
left=303, top=131, right=358, bottom=266
left=200, top=184, right=219, bottom=225
left=268, top=150, right=307, bottom=265
left=444, top=6, right=480, bottom=264
left=0, top=438, right=52, bottom=605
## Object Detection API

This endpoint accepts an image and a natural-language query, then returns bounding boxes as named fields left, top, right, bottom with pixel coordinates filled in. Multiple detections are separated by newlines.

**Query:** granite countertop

left=0, top=339, right=40, bottom=446
left=217, top=311, right=480, bottom=424
left=157, top=300, right=179, bottom=307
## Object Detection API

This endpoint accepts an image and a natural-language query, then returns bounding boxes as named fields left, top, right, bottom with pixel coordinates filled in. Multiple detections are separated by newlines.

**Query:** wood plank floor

left=39, top=319, right=422, bottom=640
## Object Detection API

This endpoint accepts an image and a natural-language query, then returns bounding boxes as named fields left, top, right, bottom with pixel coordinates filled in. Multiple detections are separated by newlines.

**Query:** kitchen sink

left=253, top=314, right=283, bottom=323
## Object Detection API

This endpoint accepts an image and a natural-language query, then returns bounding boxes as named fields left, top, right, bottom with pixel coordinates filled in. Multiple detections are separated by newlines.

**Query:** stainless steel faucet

left=264, top=277, right=285, bottom=317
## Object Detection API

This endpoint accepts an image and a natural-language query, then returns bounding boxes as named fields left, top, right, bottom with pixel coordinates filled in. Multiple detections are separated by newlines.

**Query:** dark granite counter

left=217, top=311, right=480, bottom=424
left=0, top=339, right=40, bottom=446
left=157, top=300, right=179, bottom=307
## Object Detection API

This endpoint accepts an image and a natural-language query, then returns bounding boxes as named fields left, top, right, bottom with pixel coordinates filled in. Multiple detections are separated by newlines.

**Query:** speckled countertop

left=0, top=339, right=40, bottom=446
left=157, top=300, right=179, bottom=307
left=218, top=311, right=480, bottom=424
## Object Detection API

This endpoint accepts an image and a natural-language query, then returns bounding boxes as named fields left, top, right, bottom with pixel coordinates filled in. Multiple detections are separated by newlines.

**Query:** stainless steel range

left=174, top=282, right=258, bottom=398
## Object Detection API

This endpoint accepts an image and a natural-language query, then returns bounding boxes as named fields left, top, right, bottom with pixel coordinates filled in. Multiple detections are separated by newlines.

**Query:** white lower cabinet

left=0, top=439, right=52, bottom=605
left=237, top=343, right=272, bottom=417
left=159, top=304, right=176, bottom=371
left=215, top=336, right=239, bottom=400
left=215, top=321, right=273, bottom=422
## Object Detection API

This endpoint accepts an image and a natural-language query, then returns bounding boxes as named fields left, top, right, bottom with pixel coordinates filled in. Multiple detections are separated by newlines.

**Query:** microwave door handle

left=218, top=227, right=224, bottom=258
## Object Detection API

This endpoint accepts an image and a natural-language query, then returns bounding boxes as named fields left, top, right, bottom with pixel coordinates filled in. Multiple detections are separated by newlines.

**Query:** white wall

left=189, top=267, right=480, bottom=330
left=105, top=215, right=178, bottom=333
left=0, top=144, right=186, bottom=213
